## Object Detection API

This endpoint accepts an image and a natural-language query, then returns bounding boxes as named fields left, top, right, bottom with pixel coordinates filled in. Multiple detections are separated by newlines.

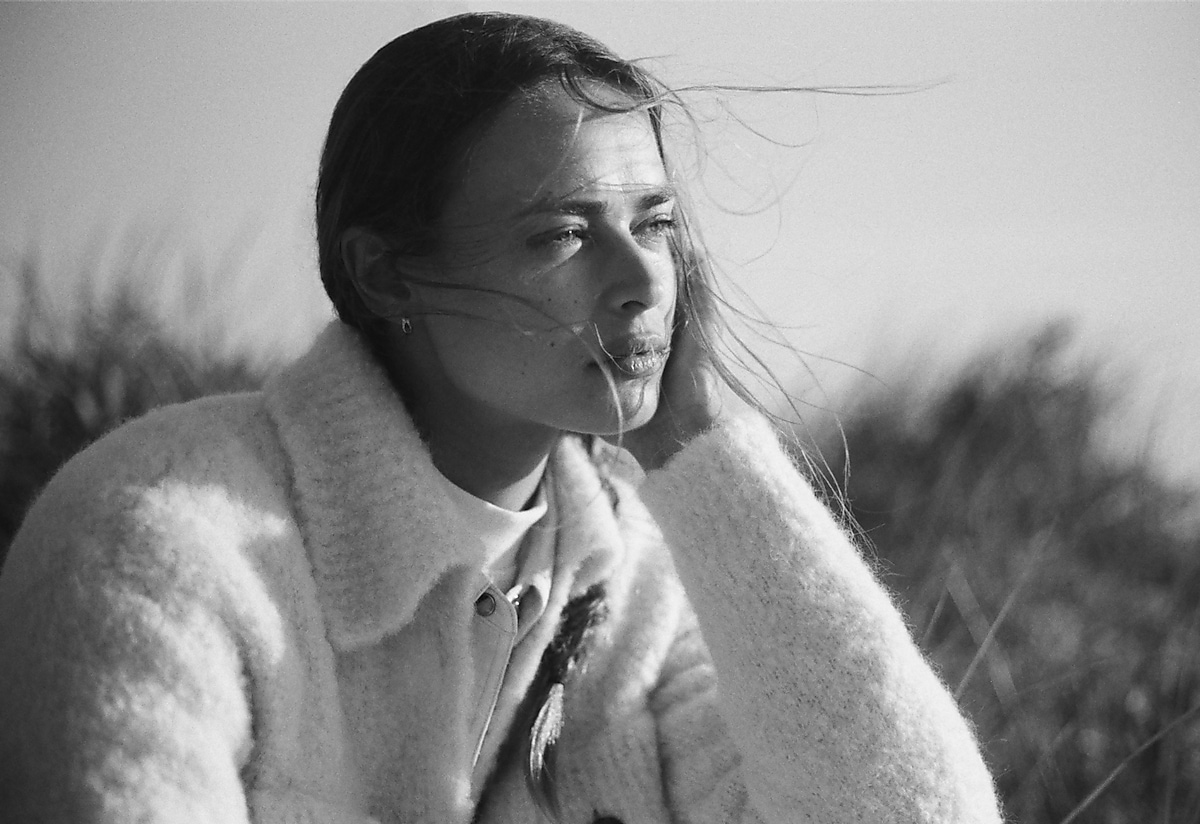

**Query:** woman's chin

left=573, top=400, right=659, bottom=438
left=555, top=376, right=662, bottom=436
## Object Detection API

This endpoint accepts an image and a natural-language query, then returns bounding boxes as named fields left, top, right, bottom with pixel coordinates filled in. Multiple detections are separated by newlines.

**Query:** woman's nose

left=600, top=236, right=674, bottom=316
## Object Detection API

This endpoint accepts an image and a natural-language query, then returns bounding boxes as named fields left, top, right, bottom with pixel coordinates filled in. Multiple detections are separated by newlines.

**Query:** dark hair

left=315, top=12, right=744, bottom=462
left=314, top=13, right=903, bottom=505
left=315, top=11, right=680, bottom=343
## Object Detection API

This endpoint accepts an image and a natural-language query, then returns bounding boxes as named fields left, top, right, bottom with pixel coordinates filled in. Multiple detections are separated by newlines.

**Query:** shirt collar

left=438, top=469, right=549, bottom=588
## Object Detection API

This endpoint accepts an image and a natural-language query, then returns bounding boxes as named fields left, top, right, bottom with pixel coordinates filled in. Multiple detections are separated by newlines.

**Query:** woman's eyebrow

left=517, top=185, right=677, bottom=218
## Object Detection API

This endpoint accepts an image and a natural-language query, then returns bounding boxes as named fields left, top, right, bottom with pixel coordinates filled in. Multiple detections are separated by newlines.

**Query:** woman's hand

left=609, top=291, right=733, bottom=471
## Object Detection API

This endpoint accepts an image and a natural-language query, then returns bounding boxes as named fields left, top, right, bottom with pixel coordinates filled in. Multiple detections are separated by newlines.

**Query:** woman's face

left=403, top=82, right=679, bottom=437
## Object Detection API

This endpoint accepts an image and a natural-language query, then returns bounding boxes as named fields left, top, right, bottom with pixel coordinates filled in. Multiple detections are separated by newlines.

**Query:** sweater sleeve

left=0, top=474, right=389, bottom=824
left=0, top=481, right=258, bottom=823
left=637, top=414, right=1002, bottom=824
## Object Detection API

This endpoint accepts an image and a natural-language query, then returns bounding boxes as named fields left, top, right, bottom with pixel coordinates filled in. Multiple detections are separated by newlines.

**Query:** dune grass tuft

left=814, top=323, right=1200, bottom=822
left=0, top=250, right=267, bottom=555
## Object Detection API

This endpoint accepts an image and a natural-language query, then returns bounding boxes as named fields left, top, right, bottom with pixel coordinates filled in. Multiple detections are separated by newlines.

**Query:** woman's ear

left=341, top=227, right=413, bottom=318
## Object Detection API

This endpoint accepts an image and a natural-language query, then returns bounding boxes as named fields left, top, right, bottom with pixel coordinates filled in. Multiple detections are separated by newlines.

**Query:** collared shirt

left=436, top=471, right=560, bottom=788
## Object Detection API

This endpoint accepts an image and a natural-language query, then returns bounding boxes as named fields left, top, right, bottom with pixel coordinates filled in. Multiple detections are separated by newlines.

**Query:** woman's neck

left=381, top=343, right=555, bottom=511
left=425, top=418, right=551, bottom=511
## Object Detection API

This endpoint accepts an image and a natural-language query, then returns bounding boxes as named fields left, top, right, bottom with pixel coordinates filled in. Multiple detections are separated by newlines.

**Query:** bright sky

left=2, top=2, right=1198, bottom=476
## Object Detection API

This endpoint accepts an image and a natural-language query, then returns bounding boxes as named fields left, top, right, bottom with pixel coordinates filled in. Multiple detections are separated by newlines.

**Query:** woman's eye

left=636, top=214, right=677, bottom=243
left=530, top=225, right=588, bottom=249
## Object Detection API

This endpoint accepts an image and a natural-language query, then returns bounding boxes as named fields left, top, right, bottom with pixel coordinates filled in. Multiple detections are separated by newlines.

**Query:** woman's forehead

left=445, top=84, right=669, bottom=221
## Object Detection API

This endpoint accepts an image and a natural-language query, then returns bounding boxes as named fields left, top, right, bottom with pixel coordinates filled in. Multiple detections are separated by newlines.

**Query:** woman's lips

left=595, top=336, right=670, bottom=378
left=607, top=349, right=668, bottom=377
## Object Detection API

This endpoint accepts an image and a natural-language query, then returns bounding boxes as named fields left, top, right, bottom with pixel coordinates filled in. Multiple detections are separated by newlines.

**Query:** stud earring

left=400, top=317, right=413, bottom=335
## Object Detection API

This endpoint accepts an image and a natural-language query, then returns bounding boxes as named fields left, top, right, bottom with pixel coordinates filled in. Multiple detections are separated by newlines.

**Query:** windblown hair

left=314, top=8, right=733, bottom=456
left=316, top=11, right=694, bottom=342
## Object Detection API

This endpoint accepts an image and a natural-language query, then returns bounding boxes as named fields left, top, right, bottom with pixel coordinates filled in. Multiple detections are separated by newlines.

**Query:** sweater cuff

left=639, top=412, right=853, bottom=575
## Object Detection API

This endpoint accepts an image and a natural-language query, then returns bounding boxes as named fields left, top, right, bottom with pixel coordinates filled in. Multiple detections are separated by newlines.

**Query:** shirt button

left=475, top=592, right=497, bottom=617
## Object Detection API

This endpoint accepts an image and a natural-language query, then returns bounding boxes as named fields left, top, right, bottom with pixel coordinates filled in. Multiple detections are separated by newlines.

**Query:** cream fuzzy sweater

left=0, top=323, right=1001, bottom=824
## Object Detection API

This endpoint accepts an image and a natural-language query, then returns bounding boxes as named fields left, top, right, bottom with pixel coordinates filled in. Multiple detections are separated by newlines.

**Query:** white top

left=438, top=471, right=556, bottom=641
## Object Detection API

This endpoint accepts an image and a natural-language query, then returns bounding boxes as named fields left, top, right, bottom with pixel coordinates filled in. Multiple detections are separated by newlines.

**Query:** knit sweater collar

left=263, top=321, right=620, bottom=651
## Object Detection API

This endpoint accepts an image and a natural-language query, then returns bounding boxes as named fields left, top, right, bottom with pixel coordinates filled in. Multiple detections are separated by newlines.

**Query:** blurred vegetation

left=812, top=323, right=1200, bottom=823
left=3, top=247, right=1199, bottom=822
left=0, top=252, right=266, bottom=552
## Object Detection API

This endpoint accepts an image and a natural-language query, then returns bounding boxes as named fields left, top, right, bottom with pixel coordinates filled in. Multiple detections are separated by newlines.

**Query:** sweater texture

left=0, top=322, right=1002, bottom=823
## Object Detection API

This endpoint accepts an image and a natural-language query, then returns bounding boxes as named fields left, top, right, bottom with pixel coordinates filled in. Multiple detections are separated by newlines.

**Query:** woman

left=0, top=12, right=1001, bottom=824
